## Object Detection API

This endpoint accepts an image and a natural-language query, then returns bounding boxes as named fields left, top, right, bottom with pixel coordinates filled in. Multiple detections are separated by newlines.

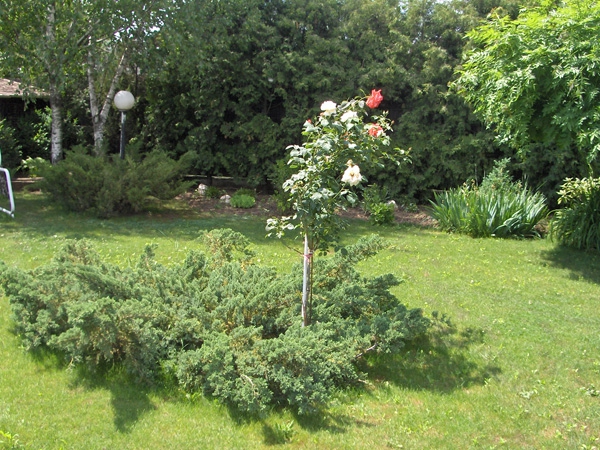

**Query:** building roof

left=0, top=78, right=48, bottom=99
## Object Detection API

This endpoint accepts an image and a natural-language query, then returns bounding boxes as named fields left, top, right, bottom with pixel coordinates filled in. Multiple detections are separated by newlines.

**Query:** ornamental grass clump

left=0, top=230, right=429, bottom=415
left=429, top=158, right=548, bottom=238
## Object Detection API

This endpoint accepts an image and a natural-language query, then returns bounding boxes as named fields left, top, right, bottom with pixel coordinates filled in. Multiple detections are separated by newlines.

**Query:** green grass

left=1, top=193, right=599, bottom=449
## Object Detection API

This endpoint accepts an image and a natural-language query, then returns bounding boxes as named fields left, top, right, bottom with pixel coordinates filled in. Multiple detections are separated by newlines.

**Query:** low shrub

left=428, top=159, right=548, bottom=238
left=229, top=193, right=255, bottom=208
left=362, top=184, right=395, bottom=226
left=368, top=202, right=395, bottom=226
left=39, top=146, right=195, bottom=217
left=204, top=186, right=223, bottom=199
left=550, top=177, right=600, bottom=251
left=0, top=230, right=430, bottom=415
left=233, top=188, right=257, bottom=199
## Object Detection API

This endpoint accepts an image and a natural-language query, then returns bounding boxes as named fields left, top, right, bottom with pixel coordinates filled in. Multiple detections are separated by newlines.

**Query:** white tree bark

left=49, top=88, right=63, bottom=165
left=46, top=2, right=63, bottom=164
left=88, top=49, right=128, bottom=155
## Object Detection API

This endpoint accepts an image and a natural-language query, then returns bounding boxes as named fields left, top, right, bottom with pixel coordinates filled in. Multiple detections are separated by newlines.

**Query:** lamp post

left=113, top=90, right=135, bottom=159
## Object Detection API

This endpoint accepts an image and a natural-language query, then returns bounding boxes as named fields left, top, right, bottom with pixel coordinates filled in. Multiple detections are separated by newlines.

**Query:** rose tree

left=267, top=90, right=408, bottom=326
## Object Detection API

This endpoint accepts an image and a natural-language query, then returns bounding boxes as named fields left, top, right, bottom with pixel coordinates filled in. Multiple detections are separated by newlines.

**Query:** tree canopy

left=0, top=0, right=170, bottom=162
left=454, top=0, right=600, bottom=172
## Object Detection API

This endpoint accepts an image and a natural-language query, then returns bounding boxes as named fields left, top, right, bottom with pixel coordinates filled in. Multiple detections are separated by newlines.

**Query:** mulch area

left=181, top=192, right=437, bottom=227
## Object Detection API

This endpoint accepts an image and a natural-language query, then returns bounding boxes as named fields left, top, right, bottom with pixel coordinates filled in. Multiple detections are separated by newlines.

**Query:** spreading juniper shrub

left=0, top=230, right=430, bottom=415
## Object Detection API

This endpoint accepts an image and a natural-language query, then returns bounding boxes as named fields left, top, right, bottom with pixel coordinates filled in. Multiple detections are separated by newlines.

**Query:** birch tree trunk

left=49, top=87, right=63, bottom=165
left=88, top=49, right=128, bottom=155
left=46, top=2, right=63, bottom=164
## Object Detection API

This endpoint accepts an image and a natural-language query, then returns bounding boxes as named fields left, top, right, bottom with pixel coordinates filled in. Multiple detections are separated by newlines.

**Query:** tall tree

left=0, top=0, right=170, bottom=162
left=85, top=0, right=169, bottom=155
left=453, top=0, right=600, bottom=172
left=0, top=1, right=84, bottom=163
left=143, top=0, right=361, bottom=185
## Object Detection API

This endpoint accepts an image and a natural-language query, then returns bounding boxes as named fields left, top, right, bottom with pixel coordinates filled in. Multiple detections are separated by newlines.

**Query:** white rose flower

left=341, top=164, right=362, bottom=186
left=320, top=101, right=337, bottom=115
left=340, top=111, right=358, bottom=122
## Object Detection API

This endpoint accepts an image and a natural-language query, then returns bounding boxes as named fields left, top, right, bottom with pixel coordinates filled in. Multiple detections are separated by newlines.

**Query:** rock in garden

left=197, top=183, right=208, bottom=196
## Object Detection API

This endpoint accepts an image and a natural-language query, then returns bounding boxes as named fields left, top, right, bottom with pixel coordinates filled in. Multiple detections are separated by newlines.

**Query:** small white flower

left=320, top=101, right=337, bottom=115
left=340, top=111, right=358, bottom=122
left=341, top=164, right=362, bottom=186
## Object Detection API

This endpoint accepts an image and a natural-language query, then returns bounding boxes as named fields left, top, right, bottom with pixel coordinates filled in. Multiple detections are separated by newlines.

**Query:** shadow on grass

left=68, top=366, right=157, bottom=433
left=16, top=341, right=157, bottom=434
left=218, top=382, right=379, bottom=444
left=363, top=318, right=502, bottom=393
left=7, top=193, right=434, bottom=245
left=258, top=409, right=372, bottom=445
left=243, top=318, right=501, bottom=444
left=540, top=245, right=600, bottom=284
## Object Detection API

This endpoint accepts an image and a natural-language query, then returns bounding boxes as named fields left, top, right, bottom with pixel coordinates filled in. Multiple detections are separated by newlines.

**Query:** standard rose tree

left=267, top=90, right=408, bottom=326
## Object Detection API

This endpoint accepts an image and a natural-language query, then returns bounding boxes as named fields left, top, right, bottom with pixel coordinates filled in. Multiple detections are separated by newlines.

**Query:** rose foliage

left=267, top=91, right=407, bottom=252
left=0, top=230, right=429, bottom=415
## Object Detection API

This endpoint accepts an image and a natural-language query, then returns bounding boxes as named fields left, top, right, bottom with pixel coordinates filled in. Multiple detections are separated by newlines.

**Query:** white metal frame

left=0, top=167, right=15, bottom=218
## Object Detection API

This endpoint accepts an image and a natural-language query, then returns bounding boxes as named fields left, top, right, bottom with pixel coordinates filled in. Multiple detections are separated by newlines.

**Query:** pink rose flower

left=368, top=124, right=383, bottom=137
left=366, top=89, right=383, bottom=109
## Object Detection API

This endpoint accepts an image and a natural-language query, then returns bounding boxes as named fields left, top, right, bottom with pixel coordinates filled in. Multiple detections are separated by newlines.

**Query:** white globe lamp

left=114, top=90, right=135, bottom=159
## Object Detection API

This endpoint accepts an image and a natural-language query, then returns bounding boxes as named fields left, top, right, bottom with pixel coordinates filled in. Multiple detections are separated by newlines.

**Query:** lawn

left=1, top=193, right=599, bottom=449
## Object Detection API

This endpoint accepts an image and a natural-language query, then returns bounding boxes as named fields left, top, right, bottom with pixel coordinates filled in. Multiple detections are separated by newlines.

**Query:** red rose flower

left=368, top=124, right=383, bottom=137
left=366, top=89, right=383, bottom=109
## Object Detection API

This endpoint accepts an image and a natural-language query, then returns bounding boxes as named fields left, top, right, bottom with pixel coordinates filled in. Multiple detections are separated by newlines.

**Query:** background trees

left=139, top=0, right=515, bottom=199
left=0, top=0, right=84, bottom=163
left=3, top=0, right=568, bottom=203
left=454, top=0, right=600, bottom=201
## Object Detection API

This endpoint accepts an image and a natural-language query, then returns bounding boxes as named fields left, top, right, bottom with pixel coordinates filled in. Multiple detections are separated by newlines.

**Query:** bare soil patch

left=181, top=192, right=436, bottom=227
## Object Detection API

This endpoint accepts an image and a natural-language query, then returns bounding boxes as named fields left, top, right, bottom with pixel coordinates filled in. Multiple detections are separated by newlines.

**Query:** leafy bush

left=233, top=188, right=257, bottom=199
left=429, top=159, right=548, bottom=238
left=368, top=202, right=395, bottom=226
left=0, top=230, right=430, bottom=415
left=269, top=158, right=295, bottom=213
left=229, top=193, right=255, bottom=208
left=19, top=157, right=50, bottom=178
left=204, top=186, right=223, bottom=199
left=0, top=119, right=22, bottom=171
left=39, top=147, right=194, bottom=217
left=550, top=177, right=600, bottom=251
left=361, top=185, right=395, bottom=226
left=361, top=184, right=387, bottom=211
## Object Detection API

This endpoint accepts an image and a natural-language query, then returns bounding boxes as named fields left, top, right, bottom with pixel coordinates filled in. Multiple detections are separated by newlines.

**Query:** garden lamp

left=113, top=90, right=135, bottom=159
